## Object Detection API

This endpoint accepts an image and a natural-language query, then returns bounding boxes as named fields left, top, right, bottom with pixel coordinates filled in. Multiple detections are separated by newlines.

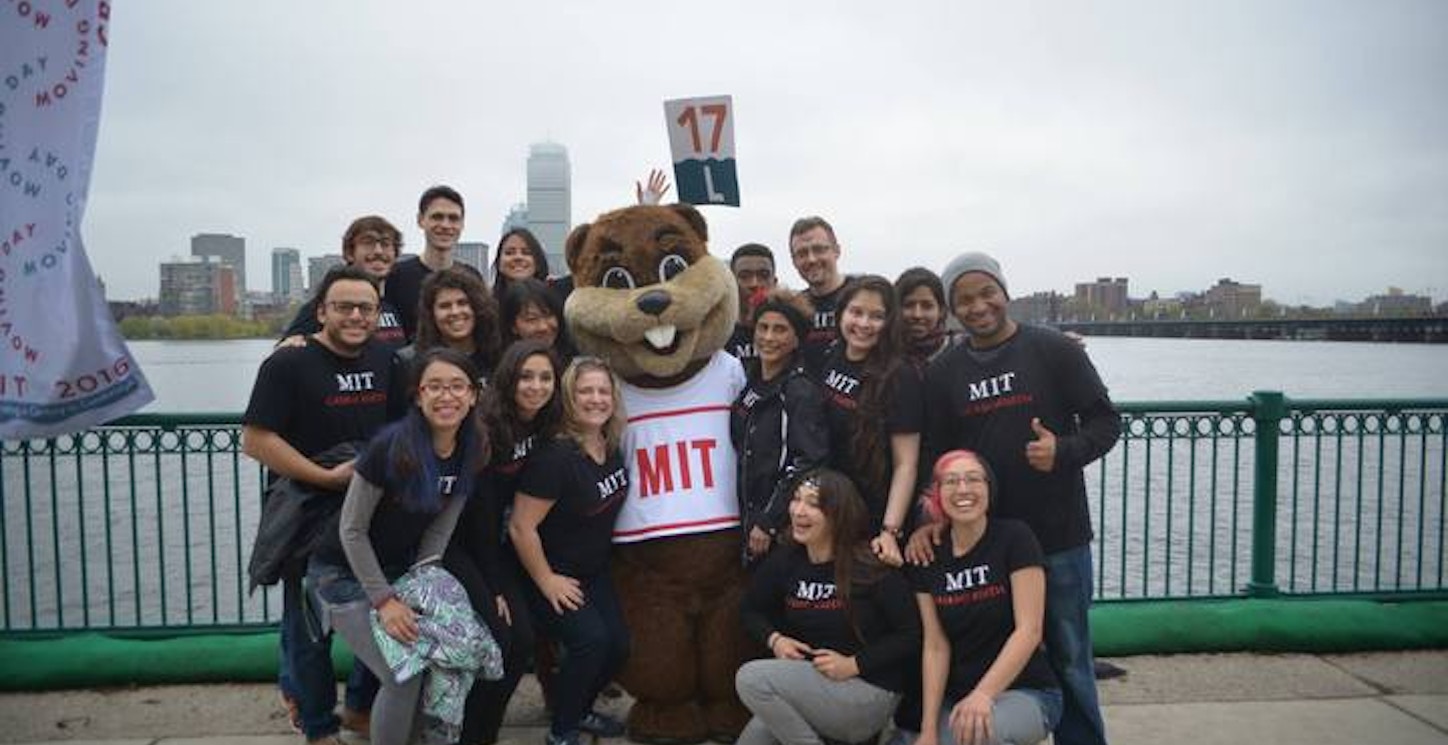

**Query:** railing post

left=1247, top=390, right=1285, bottom=597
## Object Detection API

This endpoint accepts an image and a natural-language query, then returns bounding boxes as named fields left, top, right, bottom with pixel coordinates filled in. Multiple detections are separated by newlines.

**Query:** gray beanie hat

left=941, top=251, right=1009, bottom=302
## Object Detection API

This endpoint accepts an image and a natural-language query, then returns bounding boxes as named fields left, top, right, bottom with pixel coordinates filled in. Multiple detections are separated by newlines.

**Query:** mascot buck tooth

left=564, top=203, right=750, bottom=744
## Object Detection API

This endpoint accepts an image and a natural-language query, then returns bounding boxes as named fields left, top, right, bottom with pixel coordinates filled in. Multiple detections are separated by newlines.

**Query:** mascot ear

left=565, top=222, right=592, bottom=275
left=668, top=203, right=708, bottom=242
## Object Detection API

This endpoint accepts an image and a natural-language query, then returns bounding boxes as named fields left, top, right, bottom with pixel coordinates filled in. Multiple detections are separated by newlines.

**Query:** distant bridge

left=1053, top=316, right=1448, bottom=343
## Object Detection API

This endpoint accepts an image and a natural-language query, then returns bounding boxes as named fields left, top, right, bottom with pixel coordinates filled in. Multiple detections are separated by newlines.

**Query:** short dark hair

left=418, top=185, right=465, bottom=216
left=312, top=265, right=379, bottom=306
left=894, top=267, right=946, bottom=310
left=730, top=243, right=775, bottom=271
left=500, top=277, right=571, bottom=348
left=341, top=215, right=402, bottom=257
left=788, top=216, right=836, bottom=245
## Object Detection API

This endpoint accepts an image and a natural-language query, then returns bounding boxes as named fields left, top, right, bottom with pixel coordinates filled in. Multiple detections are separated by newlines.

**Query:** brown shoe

left=340, top=708, right=371, bottom=738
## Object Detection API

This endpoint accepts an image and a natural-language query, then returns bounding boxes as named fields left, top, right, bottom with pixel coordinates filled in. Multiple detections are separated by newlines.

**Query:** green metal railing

left=2, top=394, right=1445, bottom=634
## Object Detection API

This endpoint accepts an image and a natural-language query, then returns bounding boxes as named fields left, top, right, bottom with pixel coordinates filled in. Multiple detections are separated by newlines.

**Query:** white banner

left=0, top=2, right=153, bottom=438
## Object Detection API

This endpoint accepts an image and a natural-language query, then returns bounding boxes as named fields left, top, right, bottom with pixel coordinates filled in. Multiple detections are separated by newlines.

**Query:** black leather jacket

left=730, top=364, right=829, bottom=541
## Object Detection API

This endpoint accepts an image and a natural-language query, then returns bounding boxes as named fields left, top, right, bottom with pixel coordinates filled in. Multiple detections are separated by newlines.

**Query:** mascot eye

left=659, top=254, right=689, bottom=282
left=602, top=266, right=636, bottom=289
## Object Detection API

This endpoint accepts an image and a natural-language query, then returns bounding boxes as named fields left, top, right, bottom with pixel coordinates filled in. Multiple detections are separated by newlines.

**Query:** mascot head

left=564, top=203, right=738, bottom=385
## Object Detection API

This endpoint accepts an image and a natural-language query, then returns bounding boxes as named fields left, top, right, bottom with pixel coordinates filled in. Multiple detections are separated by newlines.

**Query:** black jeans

left=524, top=571, right=631, bottom=736
left=445, top=544, right=535, bottom=745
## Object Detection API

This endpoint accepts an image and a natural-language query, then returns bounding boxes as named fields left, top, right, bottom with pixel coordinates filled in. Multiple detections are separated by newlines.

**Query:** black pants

left=444, top=544, right=535, bottom=745
left=524, top=571, right=630, bottom=737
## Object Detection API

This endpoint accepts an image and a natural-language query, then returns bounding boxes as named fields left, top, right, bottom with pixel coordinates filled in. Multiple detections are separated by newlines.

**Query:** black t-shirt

left=818, top=346, right=924, bottom=521
left=312, top=426, right=467, bottom=571
left=741, top=544, right=921, bottom=692
left=387, top=256, right=486, bottom=342
left=908, top=519, right=1058, bottom=697
left=282, top=296, right=407, bottom=352
left=242, top=337, right=392, bottom=464
left=801, top=281, right=850, bottom=377
left=727, top=323, right=758, bottom=365
left=922, top=324, right=1116, bottom=553
left=517, top=438, right=628, bottom=578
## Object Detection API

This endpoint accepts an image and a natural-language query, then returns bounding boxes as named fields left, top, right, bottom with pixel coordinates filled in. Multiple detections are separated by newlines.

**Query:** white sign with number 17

left=664, top=95, right=740, bottom=207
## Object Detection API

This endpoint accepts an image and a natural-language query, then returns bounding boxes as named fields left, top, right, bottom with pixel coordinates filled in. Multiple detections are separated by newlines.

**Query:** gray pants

left=921, top=689, right=1056, bottom=745
left=327, top=600, right=426, bottom=745
left=736, top=659, right=900, bottom=745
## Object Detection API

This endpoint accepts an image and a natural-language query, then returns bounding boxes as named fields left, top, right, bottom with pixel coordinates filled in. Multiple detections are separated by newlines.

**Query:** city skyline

left=81, top=3, right=1446, bottom=306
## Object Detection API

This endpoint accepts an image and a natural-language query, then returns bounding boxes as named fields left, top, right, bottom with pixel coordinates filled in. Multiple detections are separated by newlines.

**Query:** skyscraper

left=271, top=247, right=304, bottom=303
left=526, top=142, right=571, bottom=275
left=159, top=256, right=237, bottom=316
left=455, top=242, right=490, bottom=274
left=307, top=254, right=346, bottom=293
left=191, top=233, right=246, bottom=303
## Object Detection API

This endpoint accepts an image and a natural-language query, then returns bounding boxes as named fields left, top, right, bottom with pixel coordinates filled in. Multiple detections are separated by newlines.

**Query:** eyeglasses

left=790, top=243, right=835, bottom=258
left=327, top=301, right=380, bottom=317
left=354, top=235, right=397, bottom=249
left=419, top=380, right=473, bottom=397
left=940, top=474, right=988, bottom=489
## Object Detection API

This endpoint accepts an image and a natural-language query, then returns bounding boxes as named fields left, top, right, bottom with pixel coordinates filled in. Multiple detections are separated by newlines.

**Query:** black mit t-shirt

left=800, top=282, right=849, bottom=377
left=387, top=256, right=486, bottom=341
left=517, top=438, right=628, bottom=578
left=726, top=323, right=758, bottom=365
left=922, top=324, right=1119, bottom=553
left=818, top=345, right=923, bottom=521
left=908, top=519, right=1058, bottom=697
left=242, top=337, right=392, bottom=462
left=741, top=544, right=921, bottom=692
left=311, top=426, right=467, bottom=571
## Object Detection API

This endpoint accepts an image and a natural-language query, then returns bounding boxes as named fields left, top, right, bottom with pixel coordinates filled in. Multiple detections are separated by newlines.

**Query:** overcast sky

left=83, top=0, right=1447, bottom=306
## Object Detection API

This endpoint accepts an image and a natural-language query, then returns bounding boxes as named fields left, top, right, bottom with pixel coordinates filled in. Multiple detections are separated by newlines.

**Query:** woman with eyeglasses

left=904, top=450, right=1060, bottom=745
left=736, top=468, right=921, bottom=745
left=508, top=357, right=631, bottom=745
left=389, top=268, right=503, bottom=419
left=818, top=275, right=924, bottom=567
left=305, top=347, right=490, bottom=745
left=447, top=340, right=563, bottom=745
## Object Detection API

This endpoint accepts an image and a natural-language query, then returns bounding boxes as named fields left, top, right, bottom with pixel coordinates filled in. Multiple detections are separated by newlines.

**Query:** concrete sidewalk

left=1, top=651, right=1445, bottom=745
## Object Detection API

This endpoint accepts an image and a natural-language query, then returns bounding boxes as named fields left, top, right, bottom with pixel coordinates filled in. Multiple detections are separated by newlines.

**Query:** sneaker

left=546, top=730, right=585, bottom=745
left=278, top=691, right=302, bottom=734
left=578, top=710, right=626, bottom=738
left=306, top=736, right=346, bottom=745
left=340, top=707, right=371, bottom=738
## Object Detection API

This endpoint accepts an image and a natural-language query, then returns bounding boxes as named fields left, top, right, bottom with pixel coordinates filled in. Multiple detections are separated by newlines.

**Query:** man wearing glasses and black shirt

left=243, top=265, right=395, bottom=745
left=788, top=216, right=852, bottom=377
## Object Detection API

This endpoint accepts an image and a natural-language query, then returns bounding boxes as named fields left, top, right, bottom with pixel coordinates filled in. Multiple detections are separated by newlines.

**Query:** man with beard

left=787, top=216, right=851, bottom=377
left=243, top=266, right=394, bottom=745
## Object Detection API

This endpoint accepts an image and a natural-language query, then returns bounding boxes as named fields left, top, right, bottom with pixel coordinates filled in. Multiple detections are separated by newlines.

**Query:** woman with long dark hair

left=908, top=450, right=1061, bottom=745
left=508, top=357, right=631, bottom=745
left=306, top=348, right=490, bottom=745
left=736, top=468, right=921, bottom=745
left=491, top=228, right=550, bottom=304
left=817, top=275, right=923, bottom=566
left=389, top=268, right=502, bottom=419
left=446, top=340, right=564, bottom=744
left=499, top=277, right=578, bottom=363
left=731, top=289, right=829, bottom=565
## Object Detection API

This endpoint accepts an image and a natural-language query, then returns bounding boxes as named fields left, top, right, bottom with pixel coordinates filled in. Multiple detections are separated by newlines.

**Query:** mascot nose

left=636, top=290, right=672, bottom=317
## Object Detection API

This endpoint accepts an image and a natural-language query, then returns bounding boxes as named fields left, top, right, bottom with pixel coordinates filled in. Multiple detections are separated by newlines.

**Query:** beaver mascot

left=564, top=202, right=750, bottom=744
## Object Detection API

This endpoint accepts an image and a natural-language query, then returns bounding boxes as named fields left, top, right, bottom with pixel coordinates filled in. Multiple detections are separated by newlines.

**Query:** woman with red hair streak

left=904, top=450, right=1061, bottom=745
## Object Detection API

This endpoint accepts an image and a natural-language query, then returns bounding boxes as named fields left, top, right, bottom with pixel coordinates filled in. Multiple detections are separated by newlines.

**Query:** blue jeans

left=278, top=571, right=381, bottom=739
left=1041, top=545, right=1108, bottom=745
left=525, top=572, right=631, bottom=737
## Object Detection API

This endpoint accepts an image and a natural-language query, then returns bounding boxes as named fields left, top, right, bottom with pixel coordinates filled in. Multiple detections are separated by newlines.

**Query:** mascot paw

left=626, top=700, right=708, bottom=745
left=704, top=698, right=751, bottom=743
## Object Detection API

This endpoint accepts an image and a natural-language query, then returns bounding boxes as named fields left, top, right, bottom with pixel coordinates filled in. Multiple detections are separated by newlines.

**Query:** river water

left=3, top=337, right=1445, bottom=630
left=127, top=337, right=1448, bottom=411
